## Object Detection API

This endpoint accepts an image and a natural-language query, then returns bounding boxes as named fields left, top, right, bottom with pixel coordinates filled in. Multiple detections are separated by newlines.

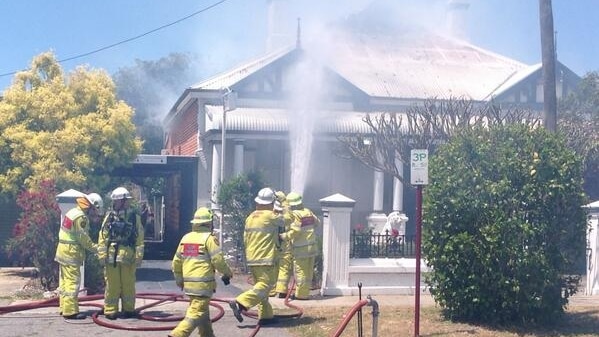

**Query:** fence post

left=319, top=193, right=355, bottom=296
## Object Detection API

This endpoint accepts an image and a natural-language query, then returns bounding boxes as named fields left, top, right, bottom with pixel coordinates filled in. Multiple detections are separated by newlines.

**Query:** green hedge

left=423, top=124, right=587, bottom=325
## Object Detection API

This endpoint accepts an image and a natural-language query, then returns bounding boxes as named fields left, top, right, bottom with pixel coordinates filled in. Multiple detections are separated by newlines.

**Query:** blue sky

left=1, top=0, right=598, bottom=95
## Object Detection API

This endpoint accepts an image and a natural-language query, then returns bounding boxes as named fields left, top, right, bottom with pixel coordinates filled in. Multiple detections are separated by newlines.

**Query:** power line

left=0, top=0, right=228, bottom=79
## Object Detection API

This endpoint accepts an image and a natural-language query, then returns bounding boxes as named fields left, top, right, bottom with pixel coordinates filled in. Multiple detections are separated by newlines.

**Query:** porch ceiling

left=204, top=105, right=409, bottom=134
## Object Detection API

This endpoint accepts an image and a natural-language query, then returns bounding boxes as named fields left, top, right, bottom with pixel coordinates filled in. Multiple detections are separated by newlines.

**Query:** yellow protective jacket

left=244, top=209, right=282, bottom=266
left=54, top=207, right=97, bottom=266
left=278, top=208, right=295, bottom=254
left=281, top=208, right=320, bottom=258
left=98, top=210, right=144, bottom=266
left=172, top=226, right=232, bottom=297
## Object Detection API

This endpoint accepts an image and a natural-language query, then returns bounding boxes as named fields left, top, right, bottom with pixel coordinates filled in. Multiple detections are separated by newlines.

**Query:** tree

left=559, top=71, right=599, bottom=200
left=0, top=52, right=143, bottom=199
left=338, top=97, right=538, bottom=183
left=113, top=53, right=201, bottom=154
left=423, top=124, right=586, bottom=325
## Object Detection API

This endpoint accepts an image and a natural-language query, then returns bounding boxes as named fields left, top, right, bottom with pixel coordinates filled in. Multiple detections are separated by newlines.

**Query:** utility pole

left=539, top=0, right=557, bottom=132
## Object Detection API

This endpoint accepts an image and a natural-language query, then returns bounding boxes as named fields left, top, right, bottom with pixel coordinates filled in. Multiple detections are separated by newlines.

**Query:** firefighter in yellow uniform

left=271, top=192, right=295, bottom=298
left=229, top=188, right=282, bottom=325
left=98, top=186, right=144, bottom=320
left=169, top=207, right=233, bottom=337
left=281, top=192, right=320, bottom=300
left=54, top=193, right=102, bottom=320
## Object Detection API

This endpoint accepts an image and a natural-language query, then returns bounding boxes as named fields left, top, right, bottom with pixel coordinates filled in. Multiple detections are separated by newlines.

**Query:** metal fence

left=350, top=230, right=416, bottom=258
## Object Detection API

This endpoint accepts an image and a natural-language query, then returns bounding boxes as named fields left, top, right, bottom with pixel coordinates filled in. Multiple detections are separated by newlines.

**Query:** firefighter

left=270, top=192, right=295, bottom=298
left=168, top=207, right=233, bottom=337
left=229, top=188, right=282, bottom=325
left=54, top=193, right=102, bottom=320
left=97, top=186, right=144, bottom=320
left=281, top=192, right=320, bottom=300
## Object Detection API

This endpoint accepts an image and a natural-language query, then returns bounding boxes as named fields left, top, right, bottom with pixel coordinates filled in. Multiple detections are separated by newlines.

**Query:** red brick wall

left=165, top=100, right=199, bottom=155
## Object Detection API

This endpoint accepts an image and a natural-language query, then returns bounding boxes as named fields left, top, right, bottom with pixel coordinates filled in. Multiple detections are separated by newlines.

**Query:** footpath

left=0, top=263, right=595, bottom=337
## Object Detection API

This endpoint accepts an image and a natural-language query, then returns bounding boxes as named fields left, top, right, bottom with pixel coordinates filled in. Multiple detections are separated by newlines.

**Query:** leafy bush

left=423, top=124, right=587, bottom=325
left=218, top=171, right=266, bottom=269
left=5, top=180, right=61, bottom=290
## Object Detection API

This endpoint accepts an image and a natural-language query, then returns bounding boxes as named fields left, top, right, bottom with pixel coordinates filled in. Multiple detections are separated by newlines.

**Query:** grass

left=283, top=305, right=599, bottom=337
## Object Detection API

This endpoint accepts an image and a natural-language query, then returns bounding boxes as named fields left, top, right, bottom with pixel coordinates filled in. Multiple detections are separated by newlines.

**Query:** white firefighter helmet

left=255, top=188, right=275, bottom=205
left=110, top=187, right=132, bottom=200
left=87, top=193, right=104, bottom=214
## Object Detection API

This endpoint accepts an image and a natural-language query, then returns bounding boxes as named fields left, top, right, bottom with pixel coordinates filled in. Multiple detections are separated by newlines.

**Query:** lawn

left=283, top=305, right=599, bottom=337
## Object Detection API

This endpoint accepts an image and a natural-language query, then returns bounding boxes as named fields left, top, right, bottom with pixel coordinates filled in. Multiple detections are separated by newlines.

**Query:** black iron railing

left=350, top=229, right=416, bottom=258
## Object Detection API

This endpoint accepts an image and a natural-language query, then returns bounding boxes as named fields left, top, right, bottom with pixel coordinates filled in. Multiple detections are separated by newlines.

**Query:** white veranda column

left=392, top=160, right=404, bottom=211
left=210, top=142, right=222, bottom=210
left=373, top=169, right=384, bottom=212
left=233, top=140, right=244, bottom=176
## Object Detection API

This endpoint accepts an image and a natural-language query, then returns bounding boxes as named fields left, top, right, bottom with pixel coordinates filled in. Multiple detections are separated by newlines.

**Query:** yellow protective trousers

left=235, top=265, right=277, bottom=319
left=274, top=250, right=293, bottom=294
left=293, top=256, right=315, bottom=298
left=103, top=262, right=136, bottom=315
left=170, top=296, right=213, bottom=337
left=58, top=264, right=81, bottom=316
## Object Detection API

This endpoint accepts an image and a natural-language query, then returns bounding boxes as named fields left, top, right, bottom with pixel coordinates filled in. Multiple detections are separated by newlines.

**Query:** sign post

left=410, top=149, right=428, bottom=337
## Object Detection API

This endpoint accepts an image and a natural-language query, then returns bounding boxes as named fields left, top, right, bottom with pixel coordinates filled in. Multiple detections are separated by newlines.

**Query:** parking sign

left=410, top=149, right=429, bottom=185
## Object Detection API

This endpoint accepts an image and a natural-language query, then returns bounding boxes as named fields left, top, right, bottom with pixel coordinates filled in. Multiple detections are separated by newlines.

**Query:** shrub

left=218, top=171, right=266, bottom=269
left=423, top=124, right=587, bottom=325
left=5, top=180, right=61, bottom=290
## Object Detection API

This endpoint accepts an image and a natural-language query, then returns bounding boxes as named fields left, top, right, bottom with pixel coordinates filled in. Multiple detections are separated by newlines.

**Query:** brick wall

left=166, top=100, right=199, bottom=155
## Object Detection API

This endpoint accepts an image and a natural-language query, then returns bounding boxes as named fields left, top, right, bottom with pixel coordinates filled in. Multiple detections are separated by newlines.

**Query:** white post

left=233, top=140, right=244, bottom=176
left=392, top=160, right=404, bottom=212
left=56, top=189, right=87, bottom=293
left=319, top=193, right=355, bottom=296
left=210, top=142, right=222, bottom=211
left=585, top=200, right=599, bottom=295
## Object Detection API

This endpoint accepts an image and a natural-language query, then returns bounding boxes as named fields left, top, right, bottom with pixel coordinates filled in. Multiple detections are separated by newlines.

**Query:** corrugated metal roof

left=324, top=28, right=527, bottom=101
left=204, top=105, right=392, bottom=134
left=484, top=63, right=542, bottom=100
left=191, top=46, right=295, bottom=90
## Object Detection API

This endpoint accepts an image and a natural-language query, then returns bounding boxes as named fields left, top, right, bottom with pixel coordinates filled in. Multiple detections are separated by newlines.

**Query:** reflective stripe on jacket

left=54, top=207, right=97, bottom=266
left=244, top=209, right=282, bottom=266
left=172, top=227, right=232, bottom=297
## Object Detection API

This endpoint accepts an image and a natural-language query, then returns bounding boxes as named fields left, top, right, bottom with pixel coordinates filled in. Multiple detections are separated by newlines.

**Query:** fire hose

left=0, top=283, right=304, bottom=336
left=0, top=279, right=377, bottom=336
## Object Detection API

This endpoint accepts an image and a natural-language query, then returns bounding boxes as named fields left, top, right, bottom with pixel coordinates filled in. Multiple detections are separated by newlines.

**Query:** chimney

left=446, top=0, right=470, bottom=41
left=267, top=0, right=292, bottom=52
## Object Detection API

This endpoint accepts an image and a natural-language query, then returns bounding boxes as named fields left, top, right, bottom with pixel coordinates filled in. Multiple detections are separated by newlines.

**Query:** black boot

left=123, top=311, right=139, bottom=319
left=63, top=313, right=86, bottom=320
left=229, top=301, right=244, bottom=323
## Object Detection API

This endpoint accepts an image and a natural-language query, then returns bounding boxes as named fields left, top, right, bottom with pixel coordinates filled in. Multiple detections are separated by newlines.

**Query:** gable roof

left=191, top=45, right=296, bottom=90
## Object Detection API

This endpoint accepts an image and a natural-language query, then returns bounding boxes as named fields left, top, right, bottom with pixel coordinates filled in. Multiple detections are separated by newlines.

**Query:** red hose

left=329, top=299, right=369, bottom=337
left=0, top=278, right=308, bottom=336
